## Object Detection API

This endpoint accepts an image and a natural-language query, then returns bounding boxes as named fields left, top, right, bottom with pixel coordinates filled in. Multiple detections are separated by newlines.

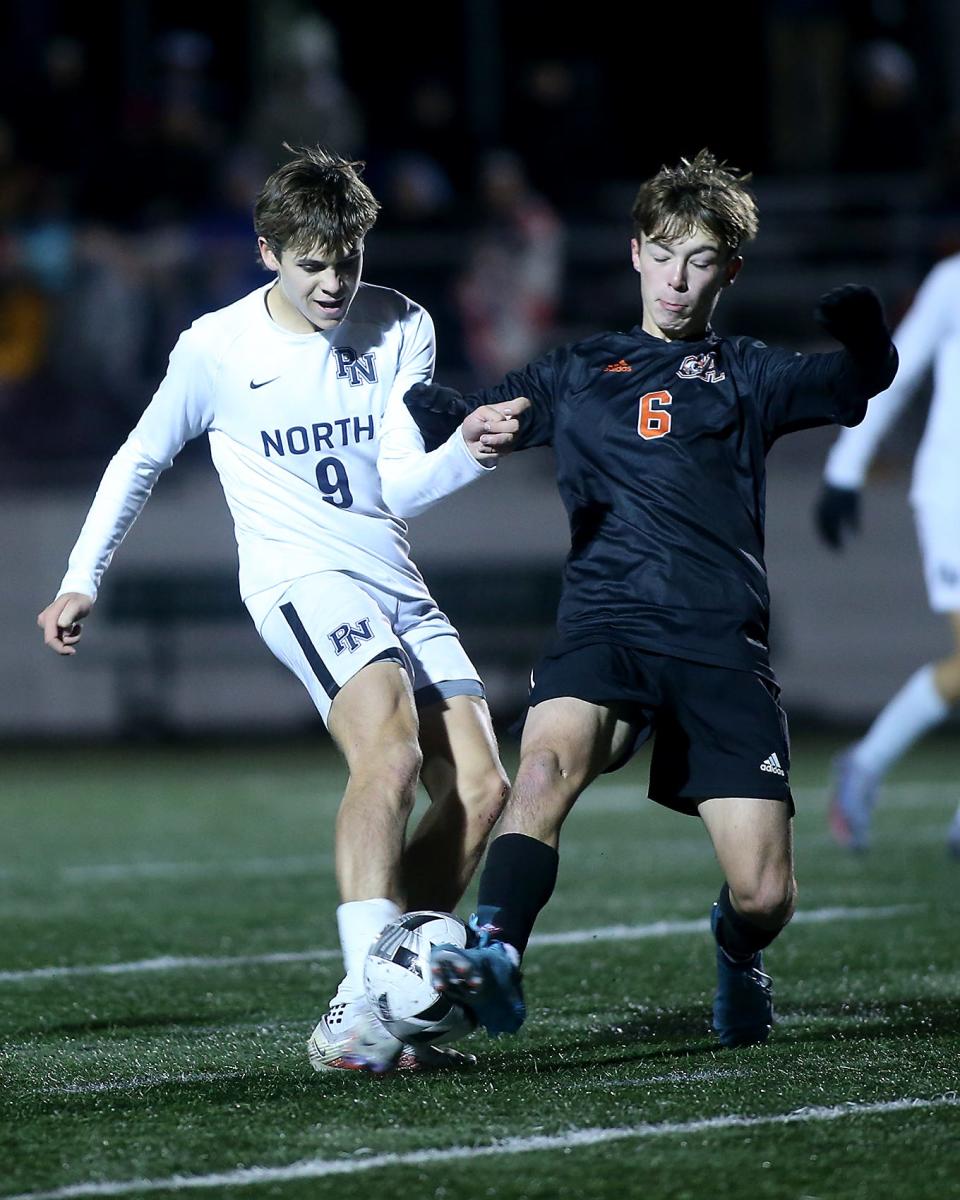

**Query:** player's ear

left=630, top=238, right=642, bottom=273
left=258, top=237, right=280, bottom=272
left=724, top=255, right=743, bottom=287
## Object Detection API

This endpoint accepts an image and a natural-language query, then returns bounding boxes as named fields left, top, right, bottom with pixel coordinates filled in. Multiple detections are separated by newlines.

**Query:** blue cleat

left=947, top=810, right=960, bottom=861
left=430, top=920, right=525, bottom=1035
left=711, top=904, right=773, bottom=1048
left=828, top=749, right=880, bottom=852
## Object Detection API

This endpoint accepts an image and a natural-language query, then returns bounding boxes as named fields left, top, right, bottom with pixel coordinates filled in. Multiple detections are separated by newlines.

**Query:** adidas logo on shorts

left=760, top=752, right=786, bottom=777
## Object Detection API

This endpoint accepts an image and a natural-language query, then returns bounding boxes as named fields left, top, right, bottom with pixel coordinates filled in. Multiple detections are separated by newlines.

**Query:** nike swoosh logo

left=249, top=377, right=280, bottom=390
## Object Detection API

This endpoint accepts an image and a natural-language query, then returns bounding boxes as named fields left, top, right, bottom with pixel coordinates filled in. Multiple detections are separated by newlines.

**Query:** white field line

left=4, top=1095, right=957, bottom=1200
left=0, top=904, right=919, bottom=984
left=44, top=1071, right=248, bottom=1095
left=60, top=856, right=332, bottom=883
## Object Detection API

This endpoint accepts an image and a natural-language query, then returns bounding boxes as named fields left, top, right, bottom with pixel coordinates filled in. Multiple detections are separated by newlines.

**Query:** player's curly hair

left=254, top=144, right=381, bottom=260
left=631, top=149, right=758, bottom=257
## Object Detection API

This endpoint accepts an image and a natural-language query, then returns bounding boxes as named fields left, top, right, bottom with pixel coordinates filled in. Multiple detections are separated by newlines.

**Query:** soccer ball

left=363, top=910, right=477, bottom=1046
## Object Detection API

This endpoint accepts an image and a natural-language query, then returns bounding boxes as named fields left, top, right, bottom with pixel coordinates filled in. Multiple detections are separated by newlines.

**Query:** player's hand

left=814, top=483, right=860, bottom=550
left=462, top=397, right=532, bottom=462
left=814, top=285, right=889, bottom=353
left=37, top=592, right=94, bottom=655
left=404, top=383, right=473, bottom=452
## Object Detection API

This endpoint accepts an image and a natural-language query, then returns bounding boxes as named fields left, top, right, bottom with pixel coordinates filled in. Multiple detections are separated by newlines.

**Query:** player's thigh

left=259, top=572, right=414, bottom=741
left=699, top=795, right=795, bottom=913
left=417, top=692, right=508, bottom=800
left=327, top=658, right=420, bottom=772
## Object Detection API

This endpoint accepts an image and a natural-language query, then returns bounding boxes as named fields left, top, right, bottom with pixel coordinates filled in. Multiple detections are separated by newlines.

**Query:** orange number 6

left=638, top=390, right=672, bottom=440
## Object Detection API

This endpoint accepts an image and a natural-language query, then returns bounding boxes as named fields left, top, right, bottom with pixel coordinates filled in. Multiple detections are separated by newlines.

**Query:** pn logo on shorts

left=760, top=752, right=786, bottom=777
left=328, top=619, right=374, bottom=655
left=676, top=351, right=725, bottom=383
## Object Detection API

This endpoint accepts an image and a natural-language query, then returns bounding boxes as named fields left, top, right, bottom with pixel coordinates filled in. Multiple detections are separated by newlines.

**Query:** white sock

left=852, top=664, right=949, bottom=777
left=333, top=898, right=401, bottom=1005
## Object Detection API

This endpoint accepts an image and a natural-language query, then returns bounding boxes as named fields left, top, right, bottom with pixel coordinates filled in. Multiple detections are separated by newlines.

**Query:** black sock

left=474, top=833, right=559, bottom=957
left=713, top=882, right=781, bottom=960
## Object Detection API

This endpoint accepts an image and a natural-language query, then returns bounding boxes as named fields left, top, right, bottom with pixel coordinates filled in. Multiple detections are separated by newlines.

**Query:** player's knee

left=469, top=766, right=511, bottom=827
left=516, top=746, right=584, bottom=800
left=731, top=872, right=796, bottom=929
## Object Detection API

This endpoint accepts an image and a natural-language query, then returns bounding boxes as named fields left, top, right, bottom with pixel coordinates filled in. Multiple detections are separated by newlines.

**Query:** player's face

left=631, top=230, right=741, bottom=341
left=258, top=238, right=363, bottom=333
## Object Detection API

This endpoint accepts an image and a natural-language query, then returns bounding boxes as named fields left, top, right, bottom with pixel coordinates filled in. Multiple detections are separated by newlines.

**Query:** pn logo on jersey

left=334, top=347, right=378, bottom=387
left=676, top=352, right=725, bottom=383
left=760, top=752, right=786, bottom=777
left=328, top=619, right=375, bottom=655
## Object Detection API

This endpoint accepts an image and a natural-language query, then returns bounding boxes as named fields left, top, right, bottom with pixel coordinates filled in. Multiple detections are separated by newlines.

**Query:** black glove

left=814, top=285, right=890, bottom=357
left=404, top=383, right=473, bottom=452
left=814, top=483, right=860, bottom=549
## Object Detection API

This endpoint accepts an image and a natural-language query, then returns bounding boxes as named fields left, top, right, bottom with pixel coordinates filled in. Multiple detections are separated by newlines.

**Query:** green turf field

left=2, top=733, right=958, bottom=1200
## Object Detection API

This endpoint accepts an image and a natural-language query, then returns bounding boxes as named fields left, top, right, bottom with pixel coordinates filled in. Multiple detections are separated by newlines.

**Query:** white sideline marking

left=529, top=903, right=918, bottom=947
left=0, top=904, right=918, bottom=984
left=61, top=856, right=331, bottom=883
left=0, top=948, right=341, bottom=983
left=45, top=1071, right=247, bottom=1095
left=4, top=1095, right=957, bottom=1200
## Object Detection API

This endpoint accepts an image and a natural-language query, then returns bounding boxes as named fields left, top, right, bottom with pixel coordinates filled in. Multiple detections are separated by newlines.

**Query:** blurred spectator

left=839, top=38, right=925, bottom=173
left=246, top=9, right=364, bottom=163
left=456, top=150, right=564, bottom=384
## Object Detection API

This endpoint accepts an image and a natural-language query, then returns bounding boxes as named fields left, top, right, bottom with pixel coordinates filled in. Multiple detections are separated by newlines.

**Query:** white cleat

left=308, top=1000, right=478, bottom=1074
left=308, top=1000, right=404, bottom=1074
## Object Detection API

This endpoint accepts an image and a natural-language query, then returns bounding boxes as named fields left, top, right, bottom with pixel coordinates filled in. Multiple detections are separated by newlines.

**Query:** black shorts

left=526, top=641, right=793, bottom=817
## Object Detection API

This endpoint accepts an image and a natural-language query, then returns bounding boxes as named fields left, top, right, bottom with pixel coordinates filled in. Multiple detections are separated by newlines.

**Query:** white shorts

left=258, top=572, right=483, bottom=723
left=914, top=504, right=960, bottom=613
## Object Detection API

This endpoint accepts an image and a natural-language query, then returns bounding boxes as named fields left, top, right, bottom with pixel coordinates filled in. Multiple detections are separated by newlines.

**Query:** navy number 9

left=315, top=457, right=354, bottom=508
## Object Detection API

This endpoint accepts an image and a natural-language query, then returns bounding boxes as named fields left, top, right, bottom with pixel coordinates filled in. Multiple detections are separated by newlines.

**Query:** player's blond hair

left=631, top=149, right=758, bottom=258
left=254, top=144, right=380, bottom=259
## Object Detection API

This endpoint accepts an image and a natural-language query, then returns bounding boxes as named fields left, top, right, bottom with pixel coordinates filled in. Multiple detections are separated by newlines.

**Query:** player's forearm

left=379, top=428, right=493, bottom=519
left=58, top=437, right=164, bottom=599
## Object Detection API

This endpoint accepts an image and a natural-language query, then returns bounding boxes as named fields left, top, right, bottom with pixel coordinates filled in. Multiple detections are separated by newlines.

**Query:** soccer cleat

left=947, top=812, right=960, bottom=861
left=430, top=920, right=525, bottom=1036
left=828, top=749, right=880, bottom=852
left=399, top=1043, right=478, bottom=1070
left=711, top=904, right=773, bottom=1049
left=307, top=999, right=404, bottom=1074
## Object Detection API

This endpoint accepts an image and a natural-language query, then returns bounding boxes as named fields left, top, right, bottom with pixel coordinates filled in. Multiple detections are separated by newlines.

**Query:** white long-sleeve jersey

left=824, top=254, right=960, bottom=510
left=58, top=282, right=489, bottom=628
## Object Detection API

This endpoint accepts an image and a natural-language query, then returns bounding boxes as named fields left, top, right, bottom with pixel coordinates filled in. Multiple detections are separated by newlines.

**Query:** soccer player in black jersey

left=407, top=150, right=898, bottom=1048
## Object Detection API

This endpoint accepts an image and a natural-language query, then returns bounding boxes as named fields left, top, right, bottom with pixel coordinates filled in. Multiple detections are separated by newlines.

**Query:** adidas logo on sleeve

left=760, top=753, right=786, bottom=777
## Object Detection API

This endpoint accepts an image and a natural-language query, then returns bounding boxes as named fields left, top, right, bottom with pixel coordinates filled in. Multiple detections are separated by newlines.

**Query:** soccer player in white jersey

left=36, top=145, right=525, bottom=1072
left=815, top=254, right=960, bottom=855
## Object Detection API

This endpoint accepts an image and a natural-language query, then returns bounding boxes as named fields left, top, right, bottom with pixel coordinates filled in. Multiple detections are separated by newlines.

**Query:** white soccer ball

left=363, top=910, right=477, bottom=1046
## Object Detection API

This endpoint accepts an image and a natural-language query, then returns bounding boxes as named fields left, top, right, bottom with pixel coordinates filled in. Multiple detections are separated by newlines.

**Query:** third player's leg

left=404, top=693, right=510, bottom=911
left=698, top=796, right=797, bottom=931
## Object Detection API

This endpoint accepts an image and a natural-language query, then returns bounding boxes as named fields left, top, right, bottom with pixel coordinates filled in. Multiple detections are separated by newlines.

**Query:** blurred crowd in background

left=4, top=0, right=960, bottom=482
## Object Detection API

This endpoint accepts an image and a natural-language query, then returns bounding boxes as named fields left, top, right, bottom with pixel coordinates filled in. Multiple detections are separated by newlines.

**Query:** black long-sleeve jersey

left=408, top=327, right=896, bottom=679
